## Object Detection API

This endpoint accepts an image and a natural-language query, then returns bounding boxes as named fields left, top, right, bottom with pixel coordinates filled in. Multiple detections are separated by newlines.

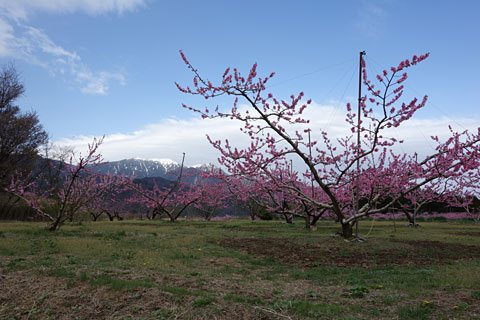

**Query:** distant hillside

left=132, top=176, right=176, bottom=190
left=94, top=158, right=181, bottom=179
left=92, top=158, right=219, bottom=184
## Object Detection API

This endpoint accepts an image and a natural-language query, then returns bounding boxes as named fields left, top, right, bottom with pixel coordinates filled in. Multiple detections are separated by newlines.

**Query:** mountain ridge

left=93, top=158, right=215, bottom=180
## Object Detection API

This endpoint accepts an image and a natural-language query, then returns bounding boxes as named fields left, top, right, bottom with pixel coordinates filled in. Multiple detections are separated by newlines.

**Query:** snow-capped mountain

left=191, top=163, right=217, bottom=170
left=93, top=158, right=182, bottom=179
left=92, top=158, right=219, bottom=180
left=144, top=158, right=180, bottom=171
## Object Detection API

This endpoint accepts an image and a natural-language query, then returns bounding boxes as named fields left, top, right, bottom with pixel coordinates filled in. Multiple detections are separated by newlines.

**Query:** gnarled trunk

left=402, top=209, right=419, bottom=227
left=284, top=213, right=293, bottom=224
left=310, top=209, right=327, bottom=228
left=304, top=214, right=311, bottom=229
left=403, top=210, right=414, bottom=224
left=340, top=222, right=354, bottom=239
left=48, top=217, right=62, bottom=231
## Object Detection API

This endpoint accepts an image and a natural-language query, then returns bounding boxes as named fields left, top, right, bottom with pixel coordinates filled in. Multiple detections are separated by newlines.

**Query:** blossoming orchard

left=2, top=52, right=479, bottom=236
left=176, top=51, right=480, bottom=238
left=4, top=3, right=480, bottom=318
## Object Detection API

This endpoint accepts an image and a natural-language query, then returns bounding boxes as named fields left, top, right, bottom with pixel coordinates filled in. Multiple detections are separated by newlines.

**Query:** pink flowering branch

left=4, top=137, right=104, bottom=230
left=178, top=51, right=479, bottom=238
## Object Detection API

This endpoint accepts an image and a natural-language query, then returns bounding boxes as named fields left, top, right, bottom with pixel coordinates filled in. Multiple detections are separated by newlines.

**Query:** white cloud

left=78, top=70, right=126, bottom=95
left=55, top=116, right=244, bottom=166
left=0, top=0, right=142, bottom=95
left=54, top=102, right=480, bottom=168
left=355, top=2, right=388, bottom=38
left=23, top=26, right=80, bottom=61
left=0, top=18, right=15, bottom=56
left=0, top=0, right=146, bottom=20
left=0, top=21, right=126, bottom=95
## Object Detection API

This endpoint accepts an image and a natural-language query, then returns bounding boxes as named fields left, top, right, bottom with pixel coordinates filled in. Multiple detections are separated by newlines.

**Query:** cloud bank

left=0, top=0, right=144, bottom=94
left=0, top=0, right=146, bottom=20
left=54, top=102, right=480, bottom=167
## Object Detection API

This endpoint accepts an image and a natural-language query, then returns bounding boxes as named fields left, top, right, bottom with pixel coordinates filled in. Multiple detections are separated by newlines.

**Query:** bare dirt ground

left=217, top=238, right=480, bottom=267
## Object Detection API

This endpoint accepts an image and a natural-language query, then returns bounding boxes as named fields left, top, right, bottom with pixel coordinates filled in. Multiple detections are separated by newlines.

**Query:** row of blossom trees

left=3, top=137, right=478, bottom=232
left=2, top=52, right=479, bottom=234
left=176, top=51, right=480, bottom=238
left=3, top=143, right=236, bottom=229
left=0, top=139, right=338, bottom=229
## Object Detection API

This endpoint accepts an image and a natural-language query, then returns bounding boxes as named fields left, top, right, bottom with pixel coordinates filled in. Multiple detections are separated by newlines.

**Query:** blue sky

left=0, top=0, right=479, bottom=164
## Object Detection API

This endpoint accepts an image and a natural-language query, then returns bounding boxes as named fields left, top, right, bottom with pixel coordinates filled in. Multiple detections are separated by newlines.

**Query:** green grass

left=87, top=274, right=154, bottom=291
left=472, top=291, right=480, bottom=299
left=272, top=299, right=345, bottom=317
left=397, top=302, right=435, bottom=320
left=192, top=296, right=215, bottom=307
left=0, top=219, right=479, bottom=319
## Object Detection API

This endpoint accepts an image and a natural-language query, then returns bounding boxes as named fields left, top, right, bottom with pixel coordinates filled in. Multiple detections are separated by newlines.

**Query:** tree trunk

left=413, top=206, right=418, bottom=227
left=169, top=214, right=177, bottom=222
left=48, top=218, right=62, bottom=231
left=284, top=213, right=293, bottom=224
left=148, top=208, right=158, bottom=220
left=101, top=210, right=113, bottom=221
left=403, top=211, right=414, bottom=225
left=304, top=214, right=311, bottom=229
left=310, top=209, right=326, bottom=228
left=310, top=214, right=321, bottom=227
left=340, top=222, right=354, bottom=238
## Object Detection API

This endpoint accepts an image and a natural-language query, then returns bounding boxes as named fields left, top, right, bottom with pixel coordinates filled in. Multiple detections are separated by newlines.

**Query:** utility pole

left=355, top=51, right=366, bottom=238
left=178, top=152, right=186, bottom=182
left=307, top=130, right=315, bottom=229
left=308, top=130, right=315, bottom=198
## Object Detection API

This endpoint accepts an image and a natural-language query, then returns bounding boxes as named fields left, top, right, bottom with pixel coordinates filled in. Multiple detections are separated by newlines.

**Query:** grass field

left=0, top=219, right=480, bottom=319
